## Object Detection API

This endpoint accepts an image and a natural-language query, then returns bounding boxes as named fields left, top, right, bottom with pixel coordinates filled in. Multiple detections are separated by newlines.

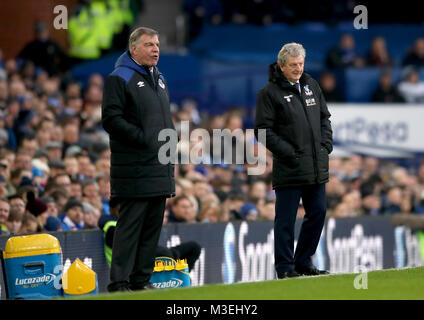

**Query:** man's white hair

left=128, top=27, right=159, bottom=53
left=278, top=42, right=306, bottom=66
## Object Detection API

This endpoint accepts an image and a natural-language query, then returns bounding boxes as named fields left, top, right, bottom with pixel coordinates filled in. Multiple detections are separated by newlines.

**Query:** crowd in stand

left=0, top=5, right=424, bottom=237
left=321, top=34, right=424, bottom=103
left=183, top=1, right=424, bottom=104
left=0, top=48, right=424, bottom=236
left=182, top=0, right=423, bottom=41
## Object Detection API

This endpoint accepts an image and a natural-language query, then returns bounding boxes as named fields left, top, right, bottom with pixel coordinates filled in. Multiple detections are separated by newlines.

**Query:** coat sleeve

left=101, top=75, right=145, bottom=146
left=318, top=87, right=333, bottom=154
left=254, top=88, right=296, bottom=159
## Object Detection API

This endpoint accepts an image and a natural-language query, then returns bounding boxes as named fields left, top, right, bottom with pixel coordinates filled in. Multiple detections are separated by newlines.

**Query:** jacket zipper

left=294, top=87, right=319, bottom=183
left=155, top=72, right=174, bottom=196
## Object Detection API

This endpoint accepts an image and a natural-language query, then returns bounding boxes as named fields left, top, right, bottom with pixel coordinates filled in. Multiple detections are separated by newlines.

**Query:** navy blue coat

left=102, top=51, right=175, bottom=198
left=255, top=63, right=333, bottom=188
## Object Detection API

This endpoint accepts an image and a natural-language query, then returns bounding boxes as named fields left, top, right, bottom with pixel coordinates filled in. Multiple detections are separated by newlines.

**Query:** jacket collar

left=268, top=62, right=311, bottom=90
left=114, top=50, right=161, bottom=78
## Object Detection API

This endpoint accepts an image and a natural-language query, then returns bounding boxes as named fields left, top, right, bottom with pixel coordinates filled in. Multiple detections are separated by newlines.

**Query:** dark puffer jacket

left=255, top=62, right=333, bottom=188
left=102, top=51, right=175, bottom=198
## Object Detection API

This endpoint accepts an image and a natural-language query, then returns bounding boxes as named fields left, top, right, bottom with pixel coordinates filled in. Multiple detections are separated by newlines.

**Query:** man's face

left=22, top=139, right=38, bottom=157
left=280, top=55, right=304, bottom=83
left=67, top=206, right=83, bottom=224
left=0, top=200, right=10, bottom=224
left=173, top=199, right=194, bottom=222
left=131, top=34, right=160, bottom=67
left=10, top=198, right=25, bottom=214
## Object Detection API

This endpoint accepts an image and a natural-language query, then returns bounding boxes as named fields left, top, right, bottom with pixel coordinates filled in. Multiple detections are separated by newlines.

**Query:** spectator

left=222, top=190, right=245, bottom=220
left=362, top=193, right=382, bottom=216
left=240, top=202, right=258, bottom=221
left=95, top=157, right=110, bottom=178
left=25, top=191, right=49, bottom=231
left=19, top=212, right=41, bottom=234
left=232, top=0, right=273, bottom=25
left=54, top=173, right=72, bottom=195
left=198, top=202, right=222, bottom=223
left=47, top=187, right=68, bottom=213
left=326, top=174, right=347, bottom=212
left=333, top=202, right=351, bottom=218
left=0, top=197, right=10, bottom=234
left=69, top=178, right=83, bottom=200
left=82, top=202, right=100, bottom=229
left=413, top=163, right=424, bottom=213
left=382, top=187, right=405, bottom=214
left=45, top=141, right=63, bottom=161
left=5, top=207, right=23, bottom=234
left=96, top=174, right=110, bottom=215
left=19, top=133, right=39, bottom=158
left=183, top=0, right=224, bottom=42
left=64, top=156, right=80, bottom=178
left=0, top=174, right=7, bottom=198
left=371, top=71, right=406, bottom=103
left=319, top=71, right=344, bottom=102
left=365, top=36, right=394, bottom=68
left=81, top=178, right=103, bottom=212
left=18, top=21, right=68, bottom=76
left=36, top=118, right=55, bottom=148
left=44, top=215, right=63, bottom=231
left=397, top=67, right=424, bottom=103
left=247, top=180, right=267, bottom=203
left=0, top=160, right=14, bottom=195
left=325, top=33, right=364, bottom=69
left=402, top=38, right=424, bottom=68
left=8, top=194, right=26, bottom=214
left=59, top=197, right=84, bottom=230
left=62, top=122, right=81, bottom=157
left=41, top=196, right=59, bottom=217
left=361, top=157, right=381, bottom=181
left=48, top=159, right=67, bottom=178
left=169, top=195, right=197, bottom=223
left=341, top=190, right=363, bottom=217
left=258, top=200, right=275, bottom=220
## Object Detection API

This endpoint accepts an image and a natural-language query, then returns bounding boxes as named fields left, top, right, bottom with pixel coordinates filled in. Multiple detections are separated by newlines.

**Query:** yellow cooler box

left=2, top=234, right=62, bottom=299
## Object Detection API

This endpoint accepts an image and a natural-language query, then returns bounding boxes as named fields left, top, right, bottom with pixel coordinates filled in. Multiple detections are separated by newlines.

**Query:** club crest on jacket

left=158, top=78, right=165, bottom=89
left=304, top=85, right=313, bottom=96
left=284, top=94, right=293, bottom=102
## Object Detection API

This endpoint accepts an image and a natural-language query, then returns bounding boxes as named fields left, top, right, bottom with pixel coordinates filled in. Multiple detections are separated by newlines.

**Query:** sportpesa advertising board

left=1, top=217, right=423, bottom=298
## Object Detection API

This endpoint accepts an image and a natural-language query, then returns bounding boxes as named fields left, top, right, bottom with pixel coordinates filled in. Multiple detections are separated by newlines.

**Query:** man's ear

left=130, top=44, right=136, bottom=56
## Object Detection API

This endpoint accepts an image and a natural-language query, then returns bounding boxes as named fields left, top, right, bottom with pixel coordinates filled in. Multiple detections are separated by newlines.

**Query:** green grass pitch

left=81, top=266, right=424, bottom=300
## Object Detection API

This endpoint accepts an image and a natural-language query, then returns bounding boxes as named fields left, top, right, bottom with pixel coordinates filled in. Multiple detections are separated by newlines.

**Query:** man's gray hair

left=128, top=27, right=159, bottom=52
left=277, top=42, right=306, bottom=66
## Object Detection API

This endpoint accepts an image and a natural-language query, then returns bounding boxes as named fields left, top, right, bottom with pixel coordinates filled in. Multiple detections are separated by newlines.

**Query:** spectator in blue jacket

left=59, top=197, right=84, bottom=230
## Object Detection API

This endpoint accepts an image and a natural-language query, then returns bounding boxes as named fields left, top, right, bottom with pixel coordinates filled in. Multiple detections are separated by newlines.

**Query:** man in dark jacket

left=101, top=27, right=175, bottom=292
left=255, top=42, right=333, bottom=279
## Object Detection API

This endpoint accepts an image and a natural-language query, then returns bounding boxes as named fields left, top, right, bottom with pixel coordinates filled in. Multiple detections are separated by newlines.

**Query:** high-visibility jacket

left=103, top=220, right=117, bottom=267
left=90, top=0, right=114, bottom=51
left=68, top=5, right=101, bottom=59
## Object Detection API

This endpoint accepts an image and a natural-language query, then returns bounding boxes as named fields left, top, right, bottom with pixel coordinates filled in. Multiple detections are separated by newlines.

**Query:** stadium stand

left=0, top=0, right=423, bottom=237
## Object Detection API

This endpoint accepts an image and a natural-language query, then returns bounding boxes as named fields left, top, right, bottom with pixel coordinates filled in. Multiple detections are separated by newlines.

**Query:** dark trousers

left=274, top=183, right=326, bottom=275
left=108, top=196, right=165, bottom=290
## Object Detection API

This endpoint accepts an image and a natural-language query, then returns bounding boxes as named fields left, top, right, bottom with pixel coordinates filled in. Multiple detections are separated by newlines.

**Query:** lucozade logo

left=15, top=273, right=56, bottom=287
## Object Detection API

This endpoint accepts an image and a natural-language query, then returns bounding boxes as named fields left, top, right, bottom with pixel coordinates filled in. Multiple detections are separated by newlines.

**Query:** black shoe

left=129, top=282, right=158, bottom=291
left=295, top=266, right=329, bottom=276
left=107, top=281, right=132, bottom=293
left=277, top=270, right=301, bottom=279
